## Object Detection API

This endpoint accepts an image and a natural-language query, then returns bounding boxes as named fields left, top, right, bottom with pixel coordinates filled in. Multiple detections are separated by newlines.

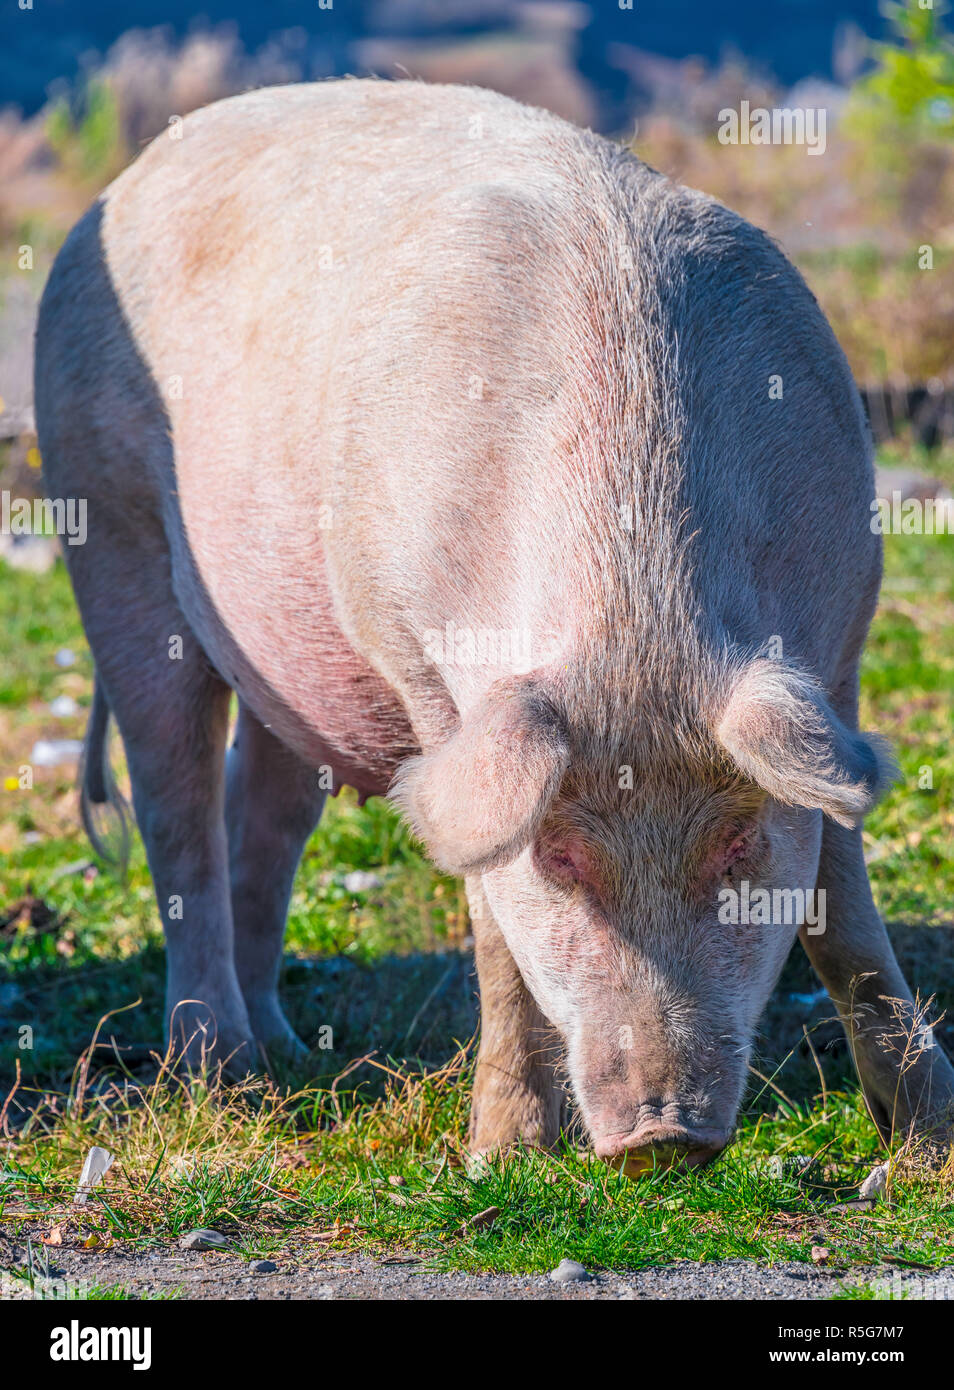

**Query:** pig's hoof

left=465, top=1149, right=498, bottom=1178
left=169, top=1031, right=260, bottom=1079
left=258, top=1032, right=309, bottom=1069
left=166, top=1000, right=260, bottom=1076
left=244, top=997, right=307, bottom=1063
left=465, top=1138, right=552, bottom=1176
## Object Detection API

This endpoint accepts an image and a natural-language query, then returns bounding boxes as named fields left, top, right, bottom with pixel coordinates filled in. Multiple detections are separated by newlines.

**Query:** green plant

left=46, top=79, right=125, bottom=183
left=847, top=0, right=954, bottom=141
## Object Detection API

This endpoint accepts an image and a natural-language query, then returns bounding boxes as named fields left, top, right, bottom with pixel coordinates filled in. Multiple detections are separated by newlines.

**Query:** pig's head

left=391, top=659, right=894, bottom=1175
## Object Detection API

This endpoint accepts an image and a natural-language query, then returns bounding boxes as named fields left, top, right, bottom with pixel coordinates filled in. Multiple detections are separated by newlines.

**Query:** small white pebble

left=49, top=695, right=78, bottom=718
left=31, top=738, right=83, bottom=767
left=342, top=870, right=383, bottom=893
left=550, top=1259, right=590, bottom=1284
left=858, top=1162, right=889, bottom=1200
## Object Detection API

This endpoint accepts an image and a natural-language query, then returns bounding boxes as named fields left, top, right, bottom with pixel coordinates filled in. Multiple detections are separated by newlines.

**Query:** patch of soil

left=0, top=1227, right=942, bottom=1301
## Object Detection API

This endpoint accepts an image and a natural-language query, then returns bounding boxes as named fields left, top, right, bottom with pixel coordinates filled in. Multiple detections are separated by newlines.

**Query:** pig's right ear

left=390, top=683, right=570, bottom=875
left=715, top=659, right=897, bottom=829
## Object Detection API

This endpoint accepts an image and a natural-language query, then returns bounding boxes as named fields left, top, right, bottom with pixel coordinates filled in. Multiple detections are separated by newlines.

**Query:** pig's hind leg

left=67, top=547, right=256, bottom=1071
left=225, top=703, right=327, bottom=1060
left=801, top=819, right=954, bottom=1144
left=466, top=877, right=568, bottom=1154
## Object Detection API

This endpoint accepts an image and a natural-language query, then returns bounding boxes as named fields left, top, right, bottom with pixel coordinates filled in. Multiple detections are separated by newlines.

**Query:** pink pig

left=34, top=80, right=954, bottom=1173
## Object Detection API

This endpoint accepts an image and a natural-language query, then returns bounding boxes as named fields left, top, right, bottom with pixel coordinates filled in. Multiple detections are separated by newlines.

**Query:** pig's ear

left=716, top=660, right=897, bottom=829
left=390, top=683, right=570, bottom=875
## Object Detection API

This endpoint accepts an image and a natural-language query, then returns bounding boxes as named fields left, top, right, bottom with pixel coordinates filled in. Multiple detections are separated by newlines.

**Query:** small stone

left=471, top=1205, right=499, bottom=1228
left=179, top=1228, right=230, bottom=1251
left=341, top=870, right=383, bottom=894
left=810, top=1245, right=830, bottom=1265
left=54, top=648, right=76, bottom=667
left=0, top=534, right=57, bottom=573
left=388, top=1175, right=407, bottom=1187
left=858, top=1162, right=889, bottom=1201
left=251, top=1259, right=278, bottom=1273
left=550, top=1258, right=591, bottom=1284
left=457, top=1205, right=500, bottom=1235
left=48, top=695, right=78, bottom=718
left=30, top=738, right=83, bottom=768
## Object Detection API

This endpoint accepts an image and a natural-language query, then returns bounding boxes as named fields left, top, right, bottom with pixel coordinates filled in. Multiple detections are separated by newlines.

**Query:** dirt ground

left=2, top=1225, right=949, bottom=1301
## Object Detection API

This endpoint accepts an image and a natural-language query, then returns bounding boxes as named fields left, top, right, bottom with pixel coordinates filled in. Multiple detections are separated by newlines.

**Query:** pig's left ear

left=390, top=681, right=570, bottom=875
left=716, top=660, right=897, bottom=829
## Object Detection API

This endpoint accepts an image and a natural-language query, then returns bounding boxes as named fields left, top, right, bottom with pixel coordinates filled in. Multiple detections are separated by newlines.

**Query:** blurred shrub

left=0, top=10, right=952, bottom=399
left=845, top=0, right=954, bottom=141
left=634, top=1, right=954, bottom=390
left=46, top=79, right=126, bottom=184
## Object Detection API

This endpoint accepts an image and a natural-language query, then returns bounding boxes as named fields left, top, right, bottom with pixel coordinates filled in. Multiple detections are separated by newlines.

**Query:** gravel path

left=2, top=1229, right=945, bottom=1300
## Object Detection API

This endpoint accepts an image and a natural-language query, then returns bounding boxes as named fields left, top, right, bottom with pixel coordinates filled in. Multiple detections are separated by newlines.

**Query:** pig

left=34, top=79, right=954, bottom=1174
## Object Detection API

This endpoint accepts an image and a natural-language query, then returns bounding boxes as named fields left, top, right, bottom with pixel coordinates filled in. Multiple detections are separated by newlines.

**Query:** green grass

left=1, top=444, right=954, bottom=1281
left=2, top=1067, right=952, bottom=1278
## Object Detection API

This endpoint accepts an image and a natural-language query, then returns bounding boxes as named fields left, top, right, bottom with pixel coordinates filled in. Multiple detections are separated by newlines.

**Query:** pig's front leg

left=801, top=820, right=954, bottom=1145
left=466, top=876, right=567, bottom=1154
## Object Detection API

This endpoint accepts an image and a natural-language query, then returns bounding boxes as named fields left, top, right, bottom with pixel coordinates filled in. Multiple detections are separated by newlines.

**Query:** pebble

left=858, top=1162, right=889, bottom=1200
left=251, top=1259, right=278, bottom=1274
left=0, top=534, right=57, bottom=573
left=179, top=1228, right=230, bottom=1251
left=30, top=738, right=83, bottom=767
left=48, top=694, right=78, bottom=718
left=550, top=1259, right=591, bottom=1284
left=342, top=870, right=383, bottom=894
left=55, top=648, right=76, bottom=667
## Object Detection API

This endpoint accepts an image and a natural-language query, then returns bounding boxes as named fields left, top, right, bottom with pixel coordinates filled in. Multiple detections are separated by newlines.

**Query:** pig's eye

left=724, top=836, right=750, bottom=869
left=716, top=825, right=762, bottom=881
left=532, top=833, right=595, bottom=890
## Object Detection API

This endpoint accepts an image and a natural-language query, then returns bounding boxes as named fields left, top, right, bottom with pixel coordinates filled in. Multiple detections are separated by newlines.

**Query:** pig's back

left=88, top=81, right=645, bottom=728
left=42, top=80, right=876, bottom=766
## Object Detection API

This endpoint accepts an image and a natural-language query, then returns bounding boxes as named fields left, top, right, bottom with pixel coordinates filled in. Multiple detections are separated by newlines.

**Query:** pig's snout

left=593, top=1122, right=730, bottom=1178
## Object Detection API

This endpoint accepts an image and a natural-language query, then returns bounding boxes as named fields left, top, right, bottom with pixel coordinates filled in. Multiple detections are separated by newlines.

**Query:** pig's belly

left=235, top=636, right=417, bottom=802
left=174, top=534, right=419, bottom=800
